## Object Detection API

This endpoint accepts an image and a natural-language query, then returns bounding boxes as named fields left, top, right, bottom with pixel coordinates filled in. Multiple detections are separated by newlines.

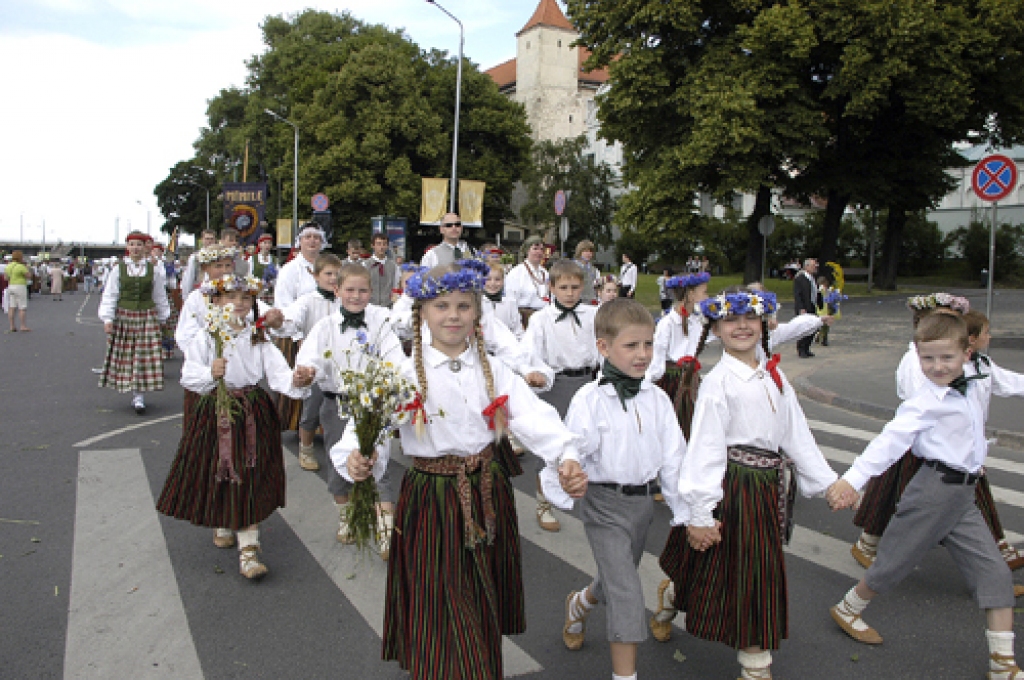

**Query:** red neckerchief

left=766, top=354, right=783, bottom=391
left=482, top=395, right=509, bottom=430
left=676, top=355, right=700, bottom=371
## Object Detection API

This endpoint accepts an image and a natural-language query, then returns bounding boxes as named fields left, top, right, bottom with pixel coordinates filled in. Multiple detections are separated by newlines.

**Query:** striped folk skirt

left=162, top=289, right=182, bottom=357
left=659, top=455, right=788, bottom=650
left=855, top=452, right=1004, bottom=542
left=98, top=307, right=164, bottom=393
left=655, top=362, right=700, bottom=440
left=275, top=337, right=303, bottom=431
left=156, top=387, right=286, bottom=530
left=383, top=455, right=524, bottom=680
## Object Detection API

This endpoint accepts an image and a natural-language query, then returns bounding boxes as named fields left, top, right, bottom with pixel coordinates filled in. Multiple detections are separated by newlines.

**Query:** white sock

left=236, top=528, right=259, bottom=549
left=654, top=581, right=677, bottom=622
left=858, top=532, right=879, bottom=548
left=988, top=630, right=1016, bottom=661
left=567, top=588, right=595, bottom=634
left=132, top=392, right=143, bottom=402
left=737, top=650, right=771, bottom=679
left=612, top=674, right=637, bottom=680
left=835, top=586, right=872, bottom=632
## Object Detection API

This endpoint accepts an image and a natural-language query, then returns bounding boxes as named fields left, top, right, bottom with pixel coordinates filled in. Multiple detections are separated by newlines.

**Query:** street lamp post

left=264, top=109, right=300, bottom=240
left=426, top=0, right=463, bottom=213
left=136, top=200, right=151, bottom=235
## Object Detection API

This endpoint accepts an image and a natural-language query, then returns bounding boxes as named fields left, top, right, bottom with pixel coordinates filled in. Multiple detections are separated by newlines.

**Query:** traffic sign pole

left=971, top=154, right=1018, bottom=320
left=988, top=202, right=997, bottom=318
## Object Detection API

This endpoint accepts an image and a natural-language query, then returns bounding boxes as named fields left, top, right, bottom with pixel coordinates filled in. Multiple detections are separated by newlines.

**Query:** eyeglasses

left=443, top=222, right=462, bottom=228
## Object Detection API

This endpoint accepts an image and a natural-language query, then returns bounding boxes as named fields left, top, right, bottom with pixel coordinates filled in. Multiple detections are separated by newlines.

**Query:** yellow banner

left=420, top=178, right=449, bottom=225
left=459, top=180, right=486, bottom=227
left=276, top=218, right=293, bottom=247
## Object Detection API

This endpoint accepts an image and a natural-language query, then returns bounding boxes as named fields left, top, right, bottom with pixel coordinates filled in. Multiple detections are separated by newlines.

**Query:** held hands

left=525, top=371, right=547, bottom=388
left=686, top=522, right=722, bottom=551
left=292, top=365, right=315, bottom=388
left=211, top=357, right=227, bottom=379
left=346, top=449, right=378, bottom=482
left=821, top=315, right=835, bottom=326
left=826, top=479, right=859, bottom=511
left=263, top=308, right=284, bottom=329
left=558, top=459, right=588, bottom=499
left=765, top=318, right=780, bottom=331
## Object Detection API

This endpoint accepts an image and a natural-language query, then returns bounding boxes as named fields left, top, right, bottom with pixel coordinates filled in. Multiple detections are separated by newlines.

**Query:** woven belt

left=592, top=480, right=659, bottom=497
left=413, top=446, right=496, bottom=549
left=923, top=458, right=980, bottom=485
left=216, top=387, right=259, bottom=484
left=558, top=367, right=594, bottom=378
left=727, top=445, right=797, bottom=544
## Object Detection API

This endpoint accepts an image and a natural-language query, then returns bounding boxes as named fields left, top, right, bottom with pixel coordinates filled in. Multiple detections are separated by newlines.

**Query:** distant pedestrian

left=4, top=251, right=32, bottom=332
left=656, top=269, right=672, bottom=315
left=793, top=258, right=818, bottom=358
left=49, top=261, right=64, bottom=301
left=618, top=254, right=637, bottom=298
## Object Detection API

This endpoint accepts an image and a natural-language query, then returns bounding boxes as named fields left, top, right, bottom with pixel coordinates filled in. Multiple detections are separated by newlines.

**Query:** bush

left=950, top=221, right=1024, bottom=281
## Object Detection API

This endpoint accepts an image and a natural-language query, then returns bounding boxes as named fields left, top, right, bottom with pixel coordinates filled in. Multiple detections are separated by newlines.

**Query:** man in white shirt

left=419, top=212, right=470, bottom=269
left=618, top=253, right=637, bottom=298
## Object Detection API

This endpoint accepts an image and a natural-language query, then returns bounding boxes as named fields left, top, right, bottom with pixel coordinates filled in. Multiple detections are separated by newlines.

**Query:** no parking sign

left=972, top=155, right=1018, bottom=202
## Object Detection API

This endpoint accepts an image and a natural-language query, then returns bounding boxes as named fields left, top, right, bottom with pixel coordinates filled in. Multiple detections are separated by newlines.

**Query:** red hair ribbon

left=254, top=315, right=267, bottom=330
left=676, top=355, right=701, bottom=371
left=402, top=393, right=427, bottom=424
left=482, top=395, right=509, bottom=430
left=766, top=354, right=783, bottom=390
left=391, top=288, right=403, bottom=295
left=679, top=306, right=689, bottom=318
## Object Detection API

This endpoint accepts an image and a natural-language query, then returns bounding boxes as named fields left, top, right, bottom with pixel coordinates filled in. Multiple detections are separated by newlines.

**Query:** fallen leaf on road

left=0, top=518, right=41, bottom=525
left=128, top=586, right=138, bottom=594
left=346, top=573, right=356, bottom=580
left=673, top=650, right=686, bottom=663
left=55, top=586, right=59, bottom=596
left=851, top=654, right=859, bottom=662
left=96, top=409, right=113, bottom=413
left=214, top=565, right=224, bottom=574
left=22, top=550, right=35, bottom=557
left=21, top=445, right=50, bottom=451
left=30, top=537, right=41, bottom=543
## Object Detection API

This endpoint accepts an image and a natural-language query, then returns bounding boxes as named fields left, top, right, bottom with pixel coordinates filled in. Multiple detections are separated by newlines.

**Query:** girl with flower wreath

left=157, top=274, right=313, bottom=579
left=652, top=288, right=840, bottom=680
left=850, top=293, right=1024, bottom=574
left=335, top=260, right=586, bottom=680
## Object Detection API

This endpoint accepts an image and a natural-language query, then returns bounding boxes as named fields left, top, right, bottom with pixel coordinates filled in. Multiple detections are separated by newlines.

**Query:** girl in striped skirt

left=98, top=231, right=171, bottom=414
left=645, top=272, right=710, bottom=440
left=655, top=289, right=840, bottom=680
left=335, top=261, right=585, bottom=680
left=157, top=276, right=313, bottom=579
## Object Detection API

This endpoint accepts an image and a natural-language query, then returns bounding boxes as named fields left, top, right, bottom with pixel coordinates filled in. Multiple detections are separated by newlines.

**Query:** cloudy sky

left=0, top=0, right=533, bottom=246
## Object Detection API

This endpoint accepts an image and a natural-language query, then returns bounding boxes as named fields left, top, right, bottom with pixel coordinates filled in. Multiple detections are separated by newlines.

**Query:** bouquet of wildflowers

left=262, top=261, right=278, bottom=286
left=325, top=327, right=421, bottom=552
left=203, top=301, right=244, bottom=478
left=823, top=288, right=848, bottom=308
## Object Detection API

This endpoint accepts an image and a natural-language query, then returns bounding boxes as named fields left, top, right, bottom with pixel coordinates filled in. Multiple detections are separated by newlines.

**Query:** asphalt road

left=2, top=292, right=1023, bottom=679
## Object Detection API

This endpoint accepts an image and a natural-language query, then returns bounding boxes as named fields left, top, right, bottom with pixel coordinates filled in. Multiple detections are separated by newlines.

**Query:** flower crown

left=665, top=272, right=711, bottom=289
left=406, top=259, right=490, bottom=300
left=195, top=246, right=239, bottom=265
left=199, top=274, right=263, bottom=296
left=906, top=292, right=970, bottom=314
left=400, top=262, right=427, bottom=273
left=698, top=290, right=779, bottom=323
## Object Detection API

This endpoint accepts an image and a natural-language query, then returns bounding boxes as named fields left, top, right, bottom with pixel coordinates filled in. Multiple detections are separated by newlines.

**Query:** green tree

left=519, top=135, right=619, bottom=251
left=153, top=162, right=223, bottom=239
left=952, top=221, right=1024, bottom=282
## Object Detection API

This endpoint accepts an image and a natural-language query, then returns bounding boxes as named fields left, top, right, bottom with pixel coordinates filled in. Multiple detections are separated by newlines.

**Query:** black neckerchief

left=317, top=287, right=336, bottom=301
left=340, top=308, right=367, bottom=333
left=973, top=352, right=991, bottom=374
left=948, top=372, right=986, bottom=396
left=555, top=299, right=581, bottom=326
left=484, top=290, right=503, bottom=303
left=598, top=360, right=642, bottom=411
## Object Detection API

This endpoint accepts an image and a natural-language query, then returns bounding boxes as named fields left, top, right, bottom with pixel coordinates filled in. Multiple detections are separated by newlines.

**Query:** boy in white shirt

left=828, top=313, right=1018, bottom=679
left=523, top=259, right=600, bottom=532
left=482, top=264, right=524, bottom=339
left=548, top=298, right=686, bottom=680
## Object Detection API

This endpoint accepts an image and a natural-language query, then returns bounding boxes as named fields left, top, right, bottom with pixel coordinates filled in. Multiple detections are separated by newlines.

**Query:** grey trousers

left=320, top=395, right=394, bottom=502
left=299, top=383, right=324, bottom=432
left=580, top=484, right=655, bottom=643
left=536, top=372, right=593, bottom=475
left=866, top=462, right=1014, bottom=609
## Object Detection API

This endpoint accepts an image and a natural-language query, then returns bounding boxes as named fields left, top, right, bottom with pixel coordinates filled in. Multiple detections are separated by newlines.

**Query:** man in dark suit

left=793, top=258, right=818, bottom=358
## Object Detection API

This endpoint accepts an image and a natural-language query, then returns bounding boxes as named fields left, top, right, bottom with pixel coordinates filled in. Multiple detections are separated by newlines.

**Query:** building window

left=569, top=115, right=573, bottom=123
left=526, top=41, right=530, bottom=49
left=558, top=40, right=562, bottom=48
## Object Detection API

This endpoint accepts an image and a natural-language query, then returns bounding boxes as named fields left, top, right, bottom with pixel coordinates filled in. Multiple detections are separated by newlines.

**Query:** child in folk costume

left=151, top=242, right=180, bottom=360
left=295, top=263, right=405, bottom=557
left=482, top=262, right=524, bottom=339
left=847, top=294, right=1019, bottom=568
left=391, top=264, right=424, bottom=355
left=654, top=289, right=840, bottom=680
left=336, top=260, right=585, bottom=680
left=828, top=313, right=1020, bottom=679
left=157, top=275, right=313, bottom=579
left=278, top=253, right=344, bottom=473
left=179, top=229, right=218, bottom=295
left=598, top=276, right=619, bottom=306
left=250, top=234, right=278, bottom=304
left=522, top=259, right=600, bottom=533
left=505, top=235, right=550, bottom=328
left=545, top=299, right=687, bottom=680
left=98, top=231, right=171, bottom=414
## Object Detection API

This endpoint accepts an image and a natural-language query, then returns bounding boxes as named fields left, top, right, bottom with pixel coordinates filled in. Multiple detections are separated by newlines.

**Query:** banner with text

left=222, top=182, right=268, bottom=245
left=420, top=178, right=448, bottom=225
left=458, top=180, right=486, bottom=227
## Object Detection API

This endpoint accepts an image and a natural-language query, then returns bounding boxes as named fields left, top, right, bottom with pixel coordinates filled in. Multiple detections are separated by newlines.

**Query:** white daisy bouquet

left=325, top=327, right=421, bottom=551
left=203, top=301, right=243, bottom=430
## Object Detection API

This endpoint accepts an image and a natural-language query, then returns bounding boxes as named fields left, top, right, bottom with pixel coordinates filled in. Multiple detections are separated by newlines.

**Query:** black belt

left=322, top=391, right=340, bottom=401
left=592, top=480, right=660, bottom=497
left=559, top=367, right=594, bottom=378
left=923, top=458, right=980, bottom=485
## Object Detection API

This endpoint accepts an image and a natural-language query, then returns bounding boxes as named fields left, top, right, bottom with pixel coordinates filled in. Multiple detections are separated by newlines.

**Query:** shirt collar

left=422, top=342, right=477, bottom=369
left=720, top=351, right=762, bottom=382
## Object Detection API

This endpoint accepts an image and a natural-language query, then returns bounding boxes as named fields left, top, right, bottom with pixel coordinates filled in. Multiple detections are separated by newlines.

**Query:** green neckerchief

left=598, top=359, right=642, bottom=411
left=484, top=290, right=503, bottom=303
left=317, top=287, right=336, bottom=301
left=340, top=308, right=367, bottom=333
left=554, top=299, right=581, bottom=326
left=948, top=372, right=986, bottom=396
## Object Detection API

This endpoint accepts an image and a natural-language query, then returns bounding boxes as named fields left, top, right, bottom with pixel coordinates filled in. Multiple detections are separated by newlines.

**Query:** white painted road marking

left=64, top=449, right=202, bottom=679
left=74, top=413, right=183, bottom=448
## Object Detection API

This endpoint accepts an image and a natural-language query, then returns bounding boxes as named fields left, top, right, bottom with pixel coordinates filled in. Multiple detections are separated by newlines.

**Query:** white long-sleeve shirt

left=295, top=304, right=404, bottom=394
left=273, top=254, right=317, bottom=309
left=279, top=290, right=341, bottom=341
left=678, top=351, right=838, bottom=527
left=331, top=343, right=581, bottom=482
left=521, top=303, right=600, bottom=381
left=647, top=311, right=707, bottom=382
left=179, top=253, right=199, bottom=294
left=619, top=262, right=638, bottom=294
left=842, top=377, right=988, bottom=490
left=483, top=295, right=524, bottom=340
left=98, top=259, right=171, bottom=323
left=541, top=376, right=687, bottom=525
left=505, top=262, right=549, bottom=311
left=180, top=329, right=309, bottom=400
left=975, top=356, right=1024, bottom=420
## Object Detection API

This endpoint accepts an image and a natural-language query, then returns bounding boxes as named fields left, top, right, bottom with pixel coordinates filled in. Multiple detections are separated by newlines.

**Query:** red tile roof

left=483, top=48, right=610, bottom=89
left=517, top=0, right=575, bottom=36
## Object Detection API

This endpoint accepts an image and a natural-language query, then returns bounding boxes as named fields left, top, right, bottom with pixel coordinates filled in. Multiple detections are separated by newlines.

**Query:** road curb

left=792, top=377, right=1024, bottom=452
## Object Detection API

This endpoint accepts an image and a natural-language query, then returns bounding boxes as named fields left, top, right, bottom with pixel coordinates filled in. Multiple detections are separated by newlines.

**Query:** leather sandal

left=830, top=605, right=882, bottom=645
left=989, top=652, right=1022, bottom=679
left=239, top=545, right=268, bottom=580
left=649, top=578, right=676, bottom=642
left=850, top=540, right=876, bottom=569
left=562, top=591, right=590, bottom=651
left=536, top=499, right=560, bottom=532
